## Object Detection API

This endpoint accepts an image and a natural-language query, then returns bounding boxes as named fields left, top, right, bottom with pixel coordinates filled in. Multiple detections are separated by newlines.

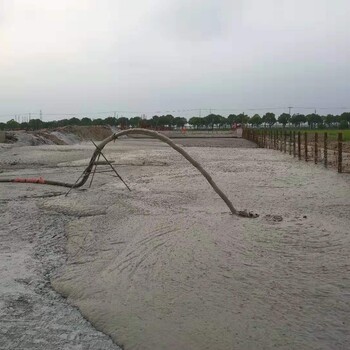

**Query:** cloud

left=156, top=0, right=238, bottom=41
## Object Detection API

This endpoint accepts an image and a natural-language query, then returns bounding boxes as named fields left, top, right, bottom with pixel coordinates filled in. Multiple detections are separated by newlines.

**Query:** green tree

left=28, top=118, right=44, bottom=130
left=250, top=114, right=262, bottom=127
left=290, top=114, right=306, bottom=127
left=227, top=114, right=237, bottom=124
left=262, top=112, right=276, bottom=127
left=165, top=114, right=175, bottom=127
left=174, top=117, right=187, bottom=128
left=129, top=116, right=142, bottom=128
left=67, top=117, right=80, bottom=126
left=92, top=118, right=104, bottom=125
left=104, top=117, right=117, bottom=126
left=340, top=112, right=350, bottom=123
left=6, top=119, right=20, bottom=130
left=81, top=117, right=92, bottom=126
left=118, top=117, right=129, bottom=129
left=237, top=113, right=250, bottom=124
left=150, top=115, right=160, bottom=129
left=188, top=117, right=202, bottom=129
left=324, top=114, right=336, bottom=127
left=158, top=114, right=174, bottom=128
left=204, top=114, right=222, bottom=129
left=278, top=113, right=291, bottom=127
left=217, top=116, right=228, bottom=128
left=306, top=114, right=322, bottom=128
left=20, top=122, right=29, bottom=130
left=339, top=120, right=349, bottom=129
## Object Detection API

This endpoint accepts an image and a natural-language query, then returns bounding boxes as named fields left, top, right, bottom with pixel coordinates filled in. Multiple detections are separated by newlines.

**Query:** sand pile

left=54, top=125, right=114, bottom=142
left=38, top=142, right=350, bottom=350
left=6, top=125, right=114, bottom=146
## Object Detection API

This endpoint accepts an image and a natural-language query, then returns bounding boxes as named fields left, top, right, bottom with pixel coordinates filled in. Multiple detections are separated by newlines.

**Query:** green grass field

left=291, top=129, right=350, bottom=141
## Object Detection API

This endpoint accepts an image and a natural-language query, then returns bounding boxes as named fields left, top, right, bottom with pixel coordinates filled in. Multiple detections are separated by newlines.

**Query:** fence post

left=324, top=132, right=328, bottom=168
left=280, top=130, right=283, bottom=151
left=284, top=131, right=287, bottom=153
left=274, top=130, right=277, bottom=149
left=298, top=132, right=301, bottom=160
left=338, top=133, right=343, bottom=173
left=289, top=131, right=292, bottom=155
left=271, top=129, right=273, bottom=149
left=293, top=131, right=296, bottom=157
left=304, top=132, right=308, bottom=161
left=314, top=132, right=318, bottom=164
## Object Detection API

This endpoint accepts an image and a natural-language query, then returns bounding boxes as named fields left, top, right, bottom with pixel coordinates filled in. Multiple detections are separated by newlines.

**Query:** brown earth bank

left=2, top=125, right=114, bottom=146
left=1, top=138, right=349, bottom=350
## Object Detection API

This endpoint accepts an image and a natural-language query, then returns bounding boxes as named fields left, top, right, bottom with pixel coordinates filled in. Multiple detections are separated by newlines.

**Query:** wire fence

left=242, top=129, right=350, bottom=173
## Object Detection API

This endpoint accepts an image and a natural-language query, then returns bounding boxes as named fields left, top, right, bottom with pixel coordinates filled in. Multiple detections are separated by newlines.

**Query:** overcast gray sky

left=0, top=0, right=349, bottom=121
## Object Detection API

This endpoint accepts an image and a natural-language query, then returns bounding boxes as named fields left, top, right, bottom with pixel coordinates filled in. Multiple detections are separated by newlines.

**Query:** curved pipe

left=1, top=129, right=258, bottom=217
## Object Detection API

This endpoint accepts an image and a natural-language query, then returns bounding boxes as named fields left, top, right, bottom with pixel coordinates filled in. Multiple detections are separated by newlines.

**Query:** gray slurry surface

left=1, top=138, right=350, bottom=350
left=1, top=167, right=119, bottom=347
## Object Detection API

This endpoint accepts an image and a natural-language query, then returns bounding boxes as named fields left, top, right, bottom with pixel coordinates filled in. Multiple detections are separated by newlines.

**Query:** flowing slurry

left=1, top=138, right=349, bottom=349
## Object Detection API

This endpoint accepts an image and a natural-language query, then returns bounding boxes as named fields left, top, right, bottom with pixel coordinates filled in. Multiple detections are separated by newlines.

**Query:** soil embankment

left=3, top=125, right=114, bottom=146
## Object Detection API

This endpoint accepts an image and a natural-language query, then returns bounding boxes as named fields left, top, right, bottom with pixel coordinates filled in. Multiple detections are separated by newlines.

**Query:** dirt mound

left=6, top=130, right=58, bottom=146
left=7, top=125, right=114, bottom=146
left=35, top=131, right=67, bottom=145
left=55, top=125, right=113, bottom=142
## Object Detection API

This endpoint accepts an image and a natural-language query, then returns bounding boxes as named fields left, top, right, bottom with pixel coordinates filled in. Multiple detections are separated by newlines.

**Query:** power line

left=1, top=106, right=350, bottom=121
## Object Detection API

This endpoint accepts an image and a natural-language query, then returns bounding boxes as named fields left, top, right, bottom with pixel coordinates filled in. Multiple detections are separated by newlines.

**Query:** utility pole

left=40, top=110, right=43, bottom=121
left=288, top=106, right=293, bottom=116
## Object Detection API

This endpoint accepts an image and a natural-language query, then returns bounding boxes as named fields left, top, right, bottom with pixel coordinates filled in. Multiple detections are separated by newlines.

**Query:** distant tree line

left=1, top=112, right=350, bottom=131
left=248, top=112, right=350, bottom=129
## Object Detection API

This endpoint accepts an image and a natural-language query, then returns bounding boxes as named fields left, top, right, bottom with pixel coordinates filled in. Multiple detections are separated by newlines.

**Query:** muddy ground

left=0, top=137, right=349, bottom=350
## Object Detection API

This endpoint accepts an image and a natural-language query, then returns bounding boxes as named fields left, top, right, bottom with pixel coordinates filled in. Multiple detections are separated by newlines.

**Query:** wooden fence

left=242, top=129, right=350, bottom=173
